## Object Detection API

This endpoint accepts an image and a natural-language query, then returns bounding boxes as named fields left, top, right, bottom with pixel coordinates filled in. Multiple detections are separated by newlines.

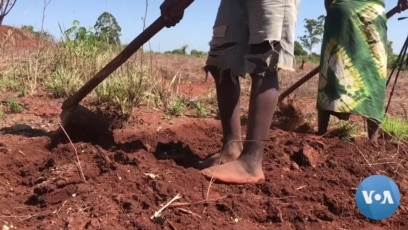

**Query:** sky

left=3, top=0, right=407, bottom=54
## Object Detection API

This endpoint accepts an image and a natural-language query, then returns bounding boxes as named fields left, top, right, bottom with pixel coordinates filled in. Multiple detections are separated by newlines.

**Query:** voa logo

left=355, top=175, right=401, bottom=220
left=361, top=190, right=395, bottom=204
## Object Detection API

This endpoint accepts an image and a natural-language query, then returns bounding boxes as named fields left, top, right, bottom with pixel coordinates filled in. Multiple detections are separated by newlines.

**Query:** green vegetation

left=298, top=15, right=325, bottom=56
left=164, top=45, right=208, bottom=57
left=330, top=120, right=360, bottom=142
left=6, top=97, right=23, bottom=113
left=190, top=49, right=207, bottom=57
left=294, top=41, right=307, bottom=56
left=45, top=66, right=84, bottom=98
left=94, top=12, right=122, bottom=46
left=381, top=116, right=408, bottom=142
left=193, top=99, right=208, bottom=118
left=325, top=116, right=408, bottom=143
left=21, top=25, right=53, bottom=40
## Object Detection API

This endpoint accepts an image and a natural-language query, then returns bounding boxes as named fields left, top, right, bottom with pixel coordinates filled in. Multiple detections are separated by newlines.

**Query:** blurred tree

left=190, top=49, right=207, bottom=57
left=62, top=20, right=99, bottom=47
left=387, top=40, right=397, bottom=69
left=0, top=0, right=17, bottom=25
left=165, top=45, right=189, bottom=55
left=94, top=12, right=122, bottom=45
left=294, top=41, right=307, bottom=56
left=299, top=15, right=325, bottom=55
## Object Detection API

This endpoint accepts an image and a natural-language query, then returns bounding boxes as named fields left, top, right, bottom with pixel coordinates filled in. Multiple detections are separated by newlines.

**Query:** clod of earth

left=273, top=99, right=306, bottom=132
left=51, top=105, right=120, bottom=148
left=291, top=142, right=323, bottom=168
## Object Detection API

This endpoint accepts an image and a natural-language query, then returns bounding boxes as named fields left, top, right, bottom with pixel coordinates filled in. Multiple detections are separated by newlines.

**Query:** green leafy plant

left=193, top=99, right=208, bottom=118
left=6, top=98, right=23, bottom=113
left=168, top=97, right=186, bottom=117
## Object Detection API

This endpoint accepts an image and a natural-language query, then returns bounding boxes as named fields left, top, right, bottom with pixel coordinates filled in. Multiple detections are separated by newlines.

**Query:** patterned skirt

left=316, top=0, right=387, bottom=123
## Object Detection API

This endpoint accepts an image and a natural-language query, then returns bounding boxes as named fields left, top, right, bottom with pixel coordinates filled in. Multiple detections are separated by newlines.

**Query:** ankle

left=316, top=129, right=327, bottom=135
left=366, top=118, right=380, bottom=142
left=222, top=140, right=243, bottom=154
left=240, top=142, right=265, bottom=163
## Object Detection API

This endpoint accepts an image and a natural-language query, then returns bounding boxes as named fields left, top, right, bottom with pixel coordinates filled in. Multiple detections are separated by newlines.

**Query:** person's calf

left=198, top=66, right=243, bottom=168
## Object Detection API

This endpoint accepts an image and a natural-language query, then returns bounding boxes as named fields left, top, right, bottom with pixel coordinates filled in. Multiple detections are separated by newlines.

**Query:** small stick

left=272, top=196, right=297, bottom=200
left=53, top=200, right=68, bottom=215
left=17, top=213, right=41, bottom=222
left=176, top=208, right=202, bottom=219
left=356, top=145, right=372, bottom=167
left=58, top=121, right=87, bottom=183
left=391, top=143, right=400, bottom=158
left=151, top=193, right=182, bottom=220
left=18, top=150, right=26, bottom=156
left=363, top=162, right=397, bottom=166
left=296, top=185, right=307, bottom=190
left=167, top=219, right=178, bottom=230
left=0, top=215, right=29, bottom=218
left=218, top=202, right=239, bottom=220
left=205, top=174, right=216, bottom=201
left=169, top=195, right=229, bottom=207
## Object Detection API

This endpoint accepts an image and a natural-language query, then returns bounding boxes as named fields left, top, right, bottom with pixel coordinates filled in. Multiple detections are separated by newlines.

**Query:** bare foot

left=200, top=158, right=265, bottom=184
left=197, top=141, right=242, bottom=170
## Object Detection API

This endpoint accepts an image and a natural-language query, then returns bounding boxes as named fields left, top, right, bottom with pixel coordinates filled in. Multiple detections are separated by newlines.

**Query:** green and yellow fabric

left=317, top=0, right=387, bottom=123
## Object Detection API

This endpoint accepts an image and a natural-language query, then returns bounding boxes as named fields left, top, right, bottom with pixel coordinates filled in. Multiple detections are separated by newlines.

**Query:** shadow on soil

left=39, top=106, right=203, bottom=169
left=153, top=141, right=201, bottom=169
left=48, top=123, right=149, bottom=155
left=0, top=124, right=53, bottom=138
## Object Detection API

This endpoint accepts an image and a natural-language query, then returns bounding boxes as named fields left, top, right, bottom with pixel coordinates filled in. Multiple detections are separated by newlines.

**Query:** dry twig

left=58, top=121, right=87, bottom=183
left=356, top=145, right=372, bottom=167
left=169, top=195, right=230, bottom=208
left=151, top=193, right=182, bottom=220
left=176, top=208, right=202, bottom=219
left=167, top=219, right=178, bottom=230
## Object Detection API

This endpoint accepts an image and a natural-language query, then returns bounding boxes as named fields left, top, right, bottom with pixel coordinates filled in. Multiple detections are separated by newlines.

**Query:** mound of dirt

left=273, top=99, right=307, bottom=132
left=0, top=25, right=44, bottom=51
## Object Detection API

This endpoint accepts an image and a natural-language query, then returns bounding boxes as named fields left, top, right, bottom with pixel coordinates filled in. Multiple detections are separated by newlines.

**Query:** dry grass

left=0, top=28, right=215, bottom=120
left=1, top=26, right=408, bottom=133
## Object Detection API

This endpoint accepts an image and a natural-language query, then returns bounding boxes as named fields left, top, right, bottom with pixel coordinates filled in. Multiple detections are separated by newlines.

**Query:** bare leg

left=197, top=67, right=243, bottom=169
left=201, top=63, right=279, bottom=184
left=366, top=118, right=380, bottom=144
left=317, top=110, right=330, bottom=135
